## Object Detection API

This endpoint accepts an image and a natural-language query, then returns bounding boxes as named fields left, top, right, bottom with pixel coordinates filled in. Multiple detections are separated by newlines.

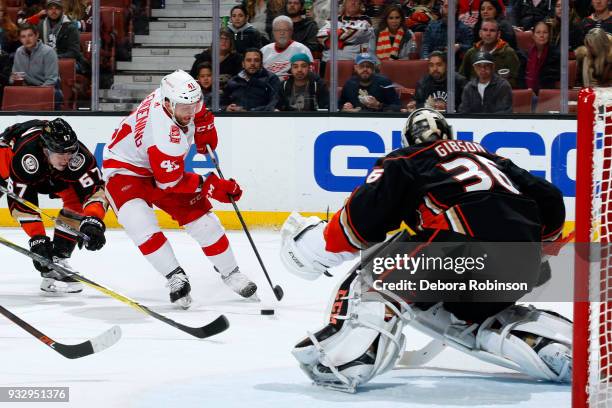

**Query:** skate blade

left=40, top=278, right=83, bottom=294
left=173, top=294, right=193, bottom=310
left=244, top=292, right=261, bottom=302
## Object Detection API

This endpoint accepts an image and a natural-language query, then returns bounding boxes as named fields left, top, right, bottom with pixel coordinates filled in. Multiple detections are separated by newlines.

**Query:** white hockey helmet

left=160, top=70, right=203, bottom=122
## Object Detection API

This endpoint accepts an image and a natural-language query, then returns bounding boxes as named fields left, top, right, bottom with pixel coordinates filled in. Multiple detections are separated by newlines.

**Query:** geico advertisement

left=0, top=115, right=577, bottom=218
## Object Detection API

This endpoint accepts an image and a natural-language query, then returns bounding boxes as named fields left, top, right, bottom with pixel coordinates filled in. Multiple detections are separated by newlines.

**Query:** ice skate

left=40, top=258, right=83, bottom=294
left=221, top=267, right=258, bottom=300
left=166, top=267, right=192, bottom=309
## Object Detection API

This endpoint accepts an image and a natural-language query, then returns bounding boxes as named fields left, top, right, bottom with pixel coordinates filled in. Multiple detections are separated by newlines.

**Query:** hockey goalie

left=279, top=108, right=572, bottom=392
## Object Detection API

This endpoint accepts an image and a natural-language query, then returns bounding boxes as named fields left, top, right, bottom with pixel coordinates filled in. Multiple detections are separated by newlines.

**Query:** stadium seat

left=515, top=30, right=534, bottom=53
left=101, top=0, right=131, bottom=7
left=58, top=58, right=76, bottom=110
left=413, top=31, right=423, bottom=57
left=324, top=60, right=356, bottom=88
left=512, top=88, right=534, bottom=113
left=2, top=86, right=54, bottom=111
left=380, top=59, right=429, bottom=91
left=80, top=32, right=92, bottom=62
left=535, top=89, right=579, bottom=113
left=554, top=59, right=578, bottom=88
left=312, top=59, right=320, bottom=75
left=5, top=0, right=22, bottom=7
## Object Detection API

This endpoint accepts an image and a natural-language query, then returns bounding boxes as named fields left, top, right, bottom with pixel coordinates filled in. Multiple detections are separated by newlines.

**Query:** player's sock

left=203, top=236, right=257, bottom=298
left=138, top=232, right=181, bottom=277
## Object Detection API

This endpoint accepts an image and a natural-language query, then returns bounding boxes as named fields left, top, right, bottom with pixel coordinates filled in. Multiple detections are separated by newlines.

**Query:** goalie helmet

left=401, top=108, right=452, bottom=148
left=41, top=118, right=79, bottom=154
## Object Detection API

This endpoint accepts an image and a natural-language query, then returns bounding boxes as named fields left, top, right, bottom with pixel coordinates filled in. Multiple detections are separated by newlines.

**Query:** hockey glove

left=204, top=173, right=242, bottom=203
left=29, top=235, right=53, bottom=273
left=194, top=110, right=218, bottom=154
left=78, top=216, right=106, bottom=251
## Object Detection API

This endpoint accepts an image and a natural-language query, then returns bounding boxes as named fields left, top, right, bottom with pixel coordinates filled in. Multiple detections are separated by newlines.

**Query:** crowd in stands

left=195, top=0, right=611, bottom=114
left=0, top=0, right=608, bottom=112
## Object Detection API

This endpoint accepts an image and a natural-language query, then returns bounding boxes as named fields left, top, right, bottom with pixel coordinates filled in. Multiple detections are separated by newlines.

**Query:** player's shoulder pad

left=150, top=113, right=188, bottom=157
left=10, top=136, right=46, bottom=183
left=62, top=142, right=97, bottom=179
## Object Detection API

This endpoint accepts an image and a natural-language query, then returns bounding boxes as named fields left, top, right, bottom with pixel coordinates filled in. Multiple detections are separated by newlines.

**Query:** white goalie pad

left=292, top=272, right=407, bottom=392
left=406, top=303, right=572, bottom=383
left=279, top=212, right=355, bottom=280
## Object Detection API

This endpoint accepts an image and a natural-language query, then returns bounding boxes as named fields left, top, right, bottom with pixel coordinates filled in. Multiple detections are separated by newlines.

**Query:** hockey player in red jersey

left=102, top=69, right=258, bottom=309
left=0, top=118, right=108, bottom=294
left=280, top=108, right=572, bottom=391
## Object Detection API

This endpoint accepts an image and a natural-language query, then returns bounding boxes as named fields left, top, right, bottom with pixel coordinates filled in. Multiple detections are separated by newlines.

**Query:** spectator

left=458, top=0, right=482, bottom=28
left=421, top=0, right=473, bottom=59
left=17, top=0, right=45, bottom=25
left=261, top=15, right=313, bottom=80
left=511, top=0, right=554, bottom=31
left=194, top=62, right=214, bottom=108
left=62, top=0, right=91, bottom=32
left=404, top=0, right=440, bottom=32
left=459, top=51, right=512, bottom=113
left=522, top=20, right=560, bottom=93
left=227, top=5, right=265, bottom=55
left=285, top=0, right=319, bottom=54
left=550, top=0, right=583, bottom=51
left=37, top=0, right=88, bottom=74
left=277, top=53, right=329, bottom=111
left=460, top=20, right=520, bottom=87
left=11, top=24, right=62, bottom=108
left=317, top=0, right=374, bottom=64
left=581, top=0, right=612, bottom=36
left=575, top=27, right=612, bottom=87
left=0, top=2, right=20, bottom=57
left=222, top=48, right=281, bottom=111
left=473, top=0, right=517, bottom=50
left=339, top=52, right=401, bottom=112
left=243, top=0, right=286, bottom=41
left=370, top=4, right=415, bottom=61
left=189, top=29, right=242, bottom=89
left=408, top=51, right=468, bottom=112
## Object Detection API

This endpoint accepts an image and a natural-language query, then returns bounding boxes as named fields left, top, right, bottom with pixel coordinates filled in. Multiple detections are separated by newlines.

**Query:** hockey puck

left=260, top=309, right=275, bottom=315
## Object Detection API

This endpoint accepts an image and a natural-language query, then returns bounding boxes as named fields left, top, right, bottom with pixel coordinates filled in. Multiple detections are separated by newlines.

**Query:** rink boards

left=0, top=114, right=577, bottom=231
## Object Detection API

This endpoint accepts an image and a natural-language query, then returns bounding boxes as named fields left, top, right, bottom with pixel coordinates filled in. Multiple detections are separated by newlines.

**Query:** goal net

left=575, top=87, right=612, bottom=408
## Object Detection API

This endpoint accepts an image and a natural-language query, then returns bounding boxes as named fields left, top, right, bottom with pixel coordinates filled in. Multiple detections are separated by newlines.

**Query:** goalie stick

left=0, top=235, right=229, bottom=339
left=0, top=305, right=121, bottom=359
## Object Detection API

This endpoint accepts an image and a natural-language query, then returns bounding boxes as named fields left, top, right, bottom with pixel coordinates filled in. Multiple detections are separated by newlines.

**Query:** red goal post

left=574, top=87, right=612, bottom=408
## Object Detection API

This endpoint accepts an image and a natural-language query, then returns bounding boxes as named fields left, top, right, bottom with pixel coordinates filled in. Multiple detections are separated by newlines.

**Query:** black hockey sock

left=52, top=228, right=78, bottom=259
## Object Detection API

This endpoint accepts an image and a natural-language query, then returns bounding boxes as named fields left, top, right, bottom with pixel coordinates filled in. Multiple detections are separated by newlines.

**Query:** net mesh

left=590, top=87, right=612, bottom=407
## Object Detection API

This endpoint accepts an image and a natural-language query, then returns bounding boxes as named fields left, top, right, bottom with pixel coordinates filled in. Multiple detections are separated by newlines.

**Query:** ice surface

left=0, top=229, right=571, bottom=407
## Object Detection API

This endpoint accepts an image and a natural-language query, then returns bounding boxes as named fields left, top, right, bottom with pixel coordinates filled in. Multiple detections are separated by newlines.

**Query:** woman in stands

left=575, top=27, right=612, bottom=87
left=523, top=20, right=560, bottom=94
left=62, top=0, right=91, bottom=32
left=227, top=4, right=265, bottom=54
left=243, top=0, right=286, bottom=41
left=189, top=28, right=242, bottom=90
left=369, top=4, right=415, bottom=61
left=549, top=0, right=583, bottom=53
left=0, top=1, right=20, bottom=56
left=473, top=0, right=516, bottom=50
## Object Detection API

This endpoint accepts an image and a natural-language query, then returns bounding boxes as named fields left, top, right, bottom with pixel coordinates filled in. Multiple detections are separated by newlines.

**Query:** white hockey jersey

left=261, top=41, right=314, bottom=81
left=102, top=89, right=212, bottom=194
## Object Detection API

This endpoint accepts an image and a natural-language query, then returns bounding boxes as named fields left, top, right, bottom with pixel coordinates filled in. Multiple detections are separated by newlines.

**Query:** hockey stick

left=0, top=235, right=229, bottom=339
left=206, top=145, right=284, bottom=301
left=0, top=184, right=90, bottom=242
left=0, top=305, right=121, bottom=359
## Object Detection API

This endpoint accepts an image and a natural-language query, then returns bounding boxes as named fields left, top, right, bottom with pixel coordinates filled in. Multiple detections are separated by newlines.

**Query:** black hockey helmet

left=41, top=118, right=79, bottom=154
left=401, top=108, right=452, bottom=147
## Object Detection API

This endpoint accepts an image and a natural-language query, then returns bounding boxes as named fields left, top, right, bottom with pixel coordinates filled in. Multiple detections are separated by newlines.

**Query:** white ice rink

left=0, top=228, right=572, bottom=408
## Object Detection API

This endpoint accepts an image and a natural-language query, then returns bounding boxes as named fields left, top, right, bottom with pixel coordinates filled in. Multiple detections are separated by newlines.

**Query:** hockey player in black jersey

left=279, top=108, right=572, bottom=392
left=0, top=118, right=108, bottom=293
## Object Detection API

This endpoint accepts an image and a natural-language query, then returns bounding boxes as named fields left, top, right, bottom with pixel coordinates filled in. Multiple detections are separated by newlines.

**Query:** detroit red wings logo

left=169, top=125, right=180, bottom=144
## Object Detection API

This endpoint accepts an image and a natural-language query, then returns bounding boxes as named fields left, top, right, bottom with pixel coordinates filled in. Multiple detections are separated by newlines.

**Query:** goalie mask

left=401, top=108, right=452, bottom=148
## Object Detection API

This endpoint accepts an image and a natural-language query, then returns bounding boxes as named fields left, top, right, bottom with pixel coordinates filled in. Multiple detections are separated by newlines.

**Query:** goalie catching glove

left=78, top=216, right=106, bottom=251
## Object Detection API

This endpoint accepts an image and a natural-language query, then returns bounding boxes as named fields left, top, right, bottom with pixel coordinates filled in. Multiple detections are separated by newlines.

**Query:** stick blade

left=273, top=285, right=284, bottom=301
left=53, top=325, right=122, bottom=359
left=182, top=315, right=230, bottom=339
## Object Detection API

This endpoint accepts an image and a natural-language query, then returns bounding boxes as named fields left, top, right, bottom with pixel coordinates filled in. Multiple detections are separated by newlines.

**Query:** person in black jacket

left=473, top=0, right=517, bottom=50
left=278, top=53, right=328, bottom=111
left=189, top=29, right=242, bottom=89
left=459, top=51, right=512, bottom=113
left=410, top=51, right=467, bottom=112
left=286, top=0, right=320, bottom=54
left=511, top=0, right=554, bottom=31
left=227, top=5, right=266, bottom=54
left=222, top=48, right=281, bottom=111
left=37, top=0, right=88, bottom=74
left=339, top=52, right=401, bottom=112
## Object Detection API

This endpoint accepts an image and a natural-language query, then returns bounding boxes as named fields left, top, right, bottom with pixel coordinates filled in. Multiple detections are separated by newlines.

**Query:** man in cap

left=339, top=52, right=400, bottom=112
left=277, top=53, right=329, bottom=111
left=458, top=51, right=512, bottom=114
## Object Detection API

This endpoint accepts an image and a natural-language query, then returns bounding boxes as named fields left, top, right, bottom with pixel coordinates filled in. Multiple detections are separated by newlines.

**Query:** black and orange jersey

left=324, top=139, right=566, bottom=253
